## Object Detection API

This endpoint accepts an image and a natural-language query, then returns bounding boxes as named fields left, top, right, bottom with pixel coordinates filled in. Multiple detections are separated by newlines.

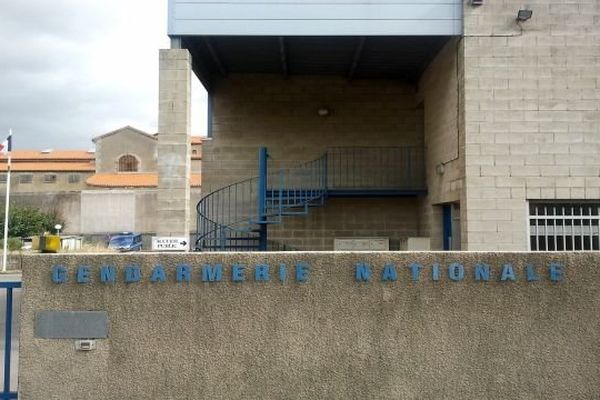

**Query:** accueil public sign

left=50, top=261, right=565, bottom=285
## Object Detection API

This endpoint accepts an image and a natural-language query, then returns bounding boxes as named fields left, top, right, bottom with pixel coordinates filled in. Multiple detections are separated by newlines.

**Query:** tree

left=0, top=206, right=64, bottom=238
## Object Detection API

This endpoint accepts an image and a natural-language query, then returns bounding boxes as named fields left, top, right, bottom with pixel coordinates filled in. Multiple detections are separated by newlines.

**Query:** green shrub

left=0, top=206, right=64, bottom=238
left=0, top=237, right=24, bottom=251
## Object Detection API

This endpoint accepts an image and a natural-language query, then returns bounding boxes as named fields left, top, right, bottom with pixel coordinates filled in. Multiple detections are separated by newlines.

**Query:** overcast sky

left=0, top=0, right=207, bottom=150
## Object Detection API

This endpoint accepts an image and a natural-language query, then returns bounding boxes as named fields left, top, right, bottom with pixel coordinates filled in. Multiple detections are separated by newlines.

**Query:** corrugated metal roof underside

left=182, top=36, right=452, bottom=90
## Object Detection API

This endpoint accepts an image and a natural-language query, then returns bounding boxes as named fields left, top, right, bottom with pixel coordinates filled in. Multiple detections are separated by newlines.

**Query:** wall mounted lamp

left=471, top=0, right=483, bottom=6
left=517, top=9, right=533, bottom=22
left=435, top=163, right=445, bottom=176
left=317, top=107, right=331, bottom=117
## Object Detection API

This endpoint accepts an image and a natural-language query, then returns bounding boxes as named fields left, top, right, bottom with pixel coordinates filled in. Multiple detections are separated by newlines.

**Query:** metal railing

left=196, top=176, right=261, bottom=251
left=327, top=146, right=425, bottom=193
left=0, top=281, right=20, bottom=399
left=195, top=146, right=425, bottom=251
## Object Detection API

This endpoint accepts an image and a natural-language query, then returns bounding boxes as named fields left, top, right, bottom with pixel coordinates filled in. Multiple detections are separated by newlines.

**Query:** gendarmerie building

left=155, top=0, right=600, bottom=252
left=10, top=2, right=600, bottom=400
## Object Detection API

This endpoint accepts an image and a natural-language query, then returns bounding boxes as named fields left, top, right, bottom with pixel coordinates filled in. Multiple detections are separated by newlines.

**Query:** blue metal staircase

left=195, top=146, right=425, bottom=251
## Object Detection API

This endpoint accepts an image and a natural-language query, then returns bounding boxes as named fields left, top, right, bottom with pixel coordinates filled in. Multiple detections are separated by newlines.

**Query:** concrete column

left=157, top=49, right=192, bottom=238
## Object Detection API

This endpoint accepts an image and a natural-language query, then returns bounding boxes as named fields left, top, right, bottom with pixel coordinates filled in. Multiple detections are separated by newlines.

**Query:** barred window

left=0, top=174, right=6, bottom=183
left=44, top=174, right=57, bottom=183
left=529, top=202, right=600, bottom=251
left=118, top=155, right=138, bottom=172
left=68, top=174, right=80, bottom=184
left=19, top=174, right=33, bottom=184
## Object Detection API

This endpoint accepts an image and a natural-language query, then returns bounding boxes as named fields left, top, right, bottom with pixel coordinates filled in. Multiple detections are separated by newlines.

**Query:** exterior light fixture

left=435, top=163, right=445, bottom=176
left=471, top=0, right=483, bottom=6
left=317, top=107, right=331, bottom=117
left=517, top=9, right=533, bottom=22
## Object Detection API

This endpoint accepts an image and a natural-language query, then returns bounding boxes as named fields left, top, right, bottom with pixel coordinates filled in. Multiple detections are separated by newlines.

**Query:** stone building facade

left=0, top=126, right=202, bottom=236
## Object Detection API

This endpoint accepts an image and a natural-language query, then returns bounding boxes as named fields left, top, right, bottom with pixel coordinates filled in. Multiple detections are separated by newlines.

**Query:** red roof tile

left=86, top=173, right=201, bottom=188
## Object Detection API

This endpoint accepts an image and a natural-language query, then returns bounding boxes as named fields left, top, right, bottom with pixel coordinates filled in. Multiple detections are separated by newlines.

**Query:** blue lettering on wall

left=526, top=264, right=539, bottom=282
left=231, top=264, right=245, bottom=282
left=500, top=264, right=516, bottom=282
left=125, top=265, right=141, bottom=283
left=255, top=264, right=270, bottom=281
left=381, top=264, right=397, bottom=282
left=176, top=265, right=191, bottom=282
left=549, top=262, right=564, bottom=282
left=49, top=260, right=568, bottom=286
left=76, top=266, right=91, bottom=284
left=52, top=265, right=67, bottom=283
left=431, top=263, right=440, bottom=281
left=409, top=263, right=422, bottom=282
left=448, top=263, right=464, bottom=282
left=202, top=264, right=223, bottom=282
left=355, top=263, right=372, bottom=282
left=100, top=266, right=116, bottom=283
left=278, top=264, right=287, bottom=282
left=295, top=263, right=310, bottom=283
left=474, top=263, right=490, bottom=282
left=150, top=265, right=167, bottom=283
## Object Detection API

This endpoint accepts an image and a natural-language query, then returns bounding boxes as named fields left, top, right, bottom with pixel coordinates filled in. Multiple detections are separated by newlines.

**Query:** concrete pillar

left=157, top=49, right=192, bottom=238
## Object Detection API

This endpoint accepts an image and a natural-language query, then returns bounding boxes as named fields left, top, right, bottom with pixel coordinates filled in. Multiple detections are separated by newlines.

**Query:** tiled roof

left=86, top=173, right=201, bottom=188
left=0, top=162, right=95, bottom=172
left=0, top=151, right=95, bottom=161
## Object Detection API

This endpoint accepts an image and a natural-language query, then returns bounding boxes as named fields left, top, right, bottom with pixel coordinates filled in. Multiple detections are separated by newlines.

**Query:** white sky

left=0, top=0, right=208, bottom=150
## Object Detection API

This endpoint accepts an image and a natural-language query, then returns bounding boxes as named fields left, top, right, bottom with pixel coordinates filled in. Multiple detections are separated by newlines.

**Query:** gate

left=0, top=281, right=20, bottom=399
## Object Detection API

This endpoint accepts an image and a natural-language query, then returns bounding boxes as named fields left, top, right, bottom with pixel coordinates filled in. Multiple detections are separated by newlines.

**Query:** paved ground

left=0, top=273, right=21, bottom=393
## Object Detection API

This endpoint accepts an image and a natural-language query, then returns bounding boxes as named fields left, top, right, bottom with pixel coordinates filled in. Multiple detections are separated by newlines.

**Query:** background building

left=0, top=126, right=202, bottom=239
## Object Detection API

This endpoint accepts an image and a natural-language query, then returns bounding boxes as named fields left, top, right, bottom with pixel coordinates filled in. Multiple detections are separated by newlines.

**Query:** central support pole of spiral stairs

left=257, top=147, right=268, bottom=251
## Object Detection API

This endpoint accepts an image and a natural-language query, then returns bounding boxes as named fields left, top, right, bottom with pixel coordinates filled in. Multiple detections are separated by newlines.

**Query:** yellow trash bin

left=40, top=235, right=61, bottom=253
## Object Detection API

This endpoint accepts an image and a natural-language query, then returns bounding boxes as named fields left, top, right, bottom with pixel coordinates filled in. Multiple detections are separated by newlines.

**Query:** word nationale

left=50, top=261, right=565, bottom=285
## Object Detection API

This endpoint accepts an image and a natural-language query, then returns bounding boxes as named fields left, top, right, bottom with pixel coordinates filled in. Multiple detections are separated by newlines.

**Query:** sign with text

left=151, top=237, right=188, bottom=252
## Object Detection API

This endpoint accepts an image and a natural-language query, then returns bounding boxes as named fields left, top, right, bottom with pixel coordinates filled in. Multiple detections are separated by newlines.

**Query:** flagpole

left=2, top=130, right=12, bottom=272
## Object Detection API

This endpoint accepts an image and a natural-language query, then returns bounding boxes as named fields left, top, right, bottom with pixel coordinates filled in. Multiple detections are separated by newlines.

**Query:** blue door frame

left=0, top=281, right=20, bottom=399
left=443, top=205, right=452, bottom=251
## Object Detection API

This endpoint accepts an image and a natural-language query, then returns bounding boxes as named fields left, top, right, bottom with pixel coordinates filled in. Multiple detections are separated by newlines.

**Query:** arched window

left=118, top=155, right=138, bottom=172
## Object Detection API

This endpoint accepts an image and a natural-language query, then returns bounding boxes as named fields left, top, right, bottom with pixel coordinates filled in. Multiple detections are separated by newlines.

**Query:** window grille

left=529, top=202, right=600, bottom=251
left=68, top=174, right=80, bottom=184
left=19, top=174, right=33, bottom=184
left=0, top=174, right=6, bottom=183
left=118, top=155, right=138, bottom=172
left=43, top=174, right=57, bottom=184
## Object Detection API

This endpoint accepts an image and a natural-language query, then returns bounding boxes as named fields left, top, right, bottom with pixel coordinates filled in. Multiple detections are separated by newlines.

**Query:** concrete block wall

left=269, top=197, right=423, bottom=251
left=417, top=38, right=465, bottom=249
left=462, top=0, right=600, bottom=250
left=203, top=75, right=425, bottom=250
left=157, top=49, right=192, bottom=237
left=203, top=75, right=423, bottom=193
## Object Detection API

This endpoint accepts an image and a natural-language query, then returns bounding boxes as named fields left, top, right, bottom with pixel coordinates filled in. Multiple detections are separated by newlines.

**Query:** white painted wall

left=80, top=191, right=136, bottom=234
left=168, top=0, right=463, bottom=36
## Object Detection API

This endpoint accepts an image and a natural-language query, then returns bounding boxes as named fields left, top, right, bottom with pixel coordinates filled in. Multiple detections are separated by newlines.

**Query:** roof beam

left=203, top=37, right=227, bottom=77
left=184, top=38, right=214, bottom=93
left=347, top=37, right=366, bottom=80
left=279, top=37, right=288, bottom=78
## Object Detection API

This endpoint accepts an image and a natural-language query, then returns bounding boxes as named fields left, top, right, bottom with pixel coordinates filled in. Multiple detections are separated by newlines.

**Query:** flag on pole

left=0, top=133, right=11, bottom=154
left=1, top=130, right=11, bottom=272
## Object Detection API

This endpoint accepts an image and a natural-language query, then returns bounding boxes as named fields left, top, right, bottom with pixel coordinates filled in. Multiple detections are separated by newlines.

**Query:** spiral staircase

left=195, top=146, right=426, bottom=251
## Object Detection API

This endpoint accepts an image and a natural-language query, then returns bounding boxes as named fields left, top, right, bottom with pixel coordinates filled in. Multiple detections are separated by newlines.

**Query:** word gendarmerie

left=51, top=261, right=565, bottom=285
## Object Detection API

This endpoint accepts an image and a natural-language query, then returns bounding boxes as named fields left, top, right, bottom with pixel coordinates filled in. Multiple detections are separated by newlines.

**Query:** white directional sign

left=151, top=237, right=189, bottom=252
